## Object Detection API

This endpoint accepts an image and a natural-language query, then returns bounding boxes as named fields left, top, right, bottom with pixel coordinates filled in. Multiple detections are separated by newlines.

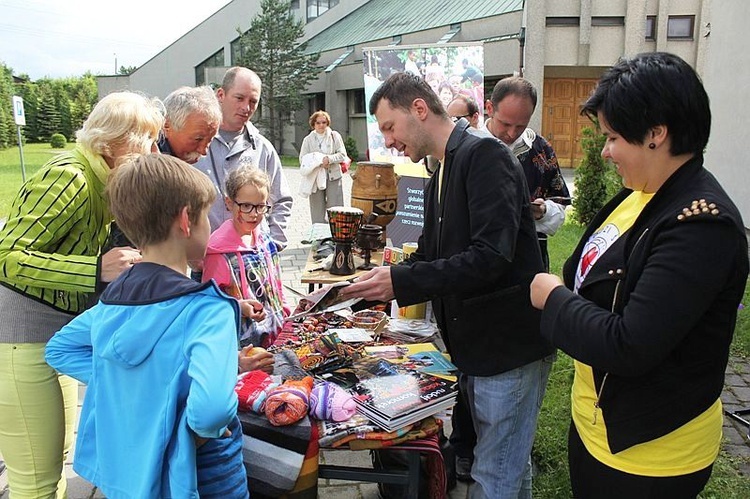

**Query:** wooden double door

left=541, top=78, right=599, bottom=168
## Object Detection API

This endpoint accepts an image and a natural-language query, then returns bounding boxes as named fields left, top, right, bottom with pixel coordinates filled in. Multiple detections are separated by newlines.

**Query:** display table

left=241, top=304, right=447, bottom=499
left=301, top=248, right=383, bottom=292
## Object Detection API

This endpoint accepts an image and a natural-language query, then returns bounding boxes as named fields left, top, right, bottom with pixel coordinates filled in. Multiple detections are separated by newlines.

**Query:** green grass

left=533, top=219, right=750, bottom=498
left=280, top=155, right=300, bottom=167
left=0, top=146, right=301, bottom=219
left=731, top=285, right=750, bottom=359
left=0, top=143, right=75, bottom=218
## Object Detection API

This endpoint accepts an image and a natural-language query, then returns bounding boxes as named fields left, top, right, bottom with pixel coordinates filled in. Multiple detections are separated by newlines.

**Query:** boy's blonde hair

left=76, top=91, right=164, bottom=158
left=107, top=154, right=216, bottom=248
left=224, top=166, right=270, bottom=201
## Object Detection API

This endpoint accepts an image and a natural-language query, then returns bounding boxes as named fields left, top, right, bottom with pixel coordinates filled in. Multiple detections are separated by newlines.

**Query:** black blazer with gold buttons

left=542, top=154, right=748, bottom=454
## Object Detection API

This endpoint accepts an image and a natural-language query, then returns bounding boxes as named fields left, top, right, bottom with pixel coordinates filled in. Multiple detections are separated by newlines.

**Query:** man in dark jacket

left=485, top=77, right=571, bottom=272
left=342, top=72, right=555, bottom=499
left=158, top=85, right=222, bottom=165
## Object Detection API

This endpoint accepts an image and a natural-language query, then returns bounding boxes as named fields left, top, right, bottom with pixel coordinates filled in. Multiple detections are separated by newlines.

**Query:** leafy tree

left=66, top=73, right=98, bottom=136
left=572, top=126, right=621, bottom=225
left=235, top=0, right=320, bottom=152
left=118, top=65, right=137, bottom=75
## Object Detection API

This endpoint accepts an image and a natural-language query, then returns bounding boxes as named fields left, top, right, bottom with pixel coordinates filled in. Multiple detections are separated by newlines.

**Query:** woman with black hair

left=531, top=52, right=748, bottom=498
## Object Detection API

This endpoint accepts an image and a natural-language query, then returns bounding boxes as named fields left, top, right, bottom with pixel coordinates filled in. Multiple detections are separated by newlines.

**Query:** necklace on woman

left=315, top=132, right=326, bottom=151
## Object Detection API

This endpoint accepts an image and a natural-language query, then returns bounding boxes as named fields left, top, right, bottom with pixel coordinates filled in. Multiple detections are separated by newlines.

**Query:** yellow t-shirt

left=571, top=191, right=722, bottom=476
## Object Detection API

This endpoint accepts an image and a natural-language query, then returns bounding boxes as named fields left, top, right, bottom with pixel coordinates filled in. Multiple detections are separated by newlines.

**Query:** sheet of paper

left=330, top=328, right=373, bottom=343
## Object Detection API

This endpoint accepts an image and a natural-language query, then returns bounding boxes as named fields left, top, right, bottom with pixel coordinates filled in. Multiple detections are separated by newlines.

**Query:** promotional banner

left=362, top=43, right=484, bottom=247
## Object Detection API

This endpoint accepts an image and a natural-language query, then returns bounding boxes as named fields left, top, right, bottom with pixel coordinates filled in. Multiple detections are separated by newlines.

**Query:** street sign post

left=12, top=96, right=27, bottom=182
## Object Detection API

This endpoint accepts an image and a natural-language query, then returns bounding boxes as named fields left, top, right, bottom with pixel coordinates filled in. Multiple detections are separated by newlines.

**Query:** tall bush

left=344, top=135, right=359, bottom=161
left=573, top=126, right=620, bottom=225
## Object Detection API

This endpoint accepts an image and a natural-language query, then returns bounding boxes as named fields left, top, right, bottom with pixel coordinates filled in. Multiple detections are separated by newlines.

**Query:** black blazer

left=542, top=155, right=749, bottom=453
left=392, top=120, right=554, bottom=376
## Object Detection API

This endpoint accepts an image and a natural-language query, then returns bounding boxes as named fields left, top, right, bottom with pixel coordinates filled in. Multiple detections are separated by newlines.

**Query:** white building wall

left=99, top=0, right=370, bottom=101
left=589, top=27, right=626, bottom=65
left=126, top=0, right=262, bottom=99
left=524, top=0, right=711, bottom=142
left=702, top=0, right=750, bottom=225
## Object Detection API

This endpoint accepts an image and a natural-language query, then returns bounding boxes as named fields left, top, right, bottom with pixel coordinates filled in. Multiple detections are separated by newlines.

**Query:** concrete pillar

left=578, top=0, right=592, bottom=66
left=524, top=0, right=547, bottom=131
left=624, top=0, right=648, bottom=57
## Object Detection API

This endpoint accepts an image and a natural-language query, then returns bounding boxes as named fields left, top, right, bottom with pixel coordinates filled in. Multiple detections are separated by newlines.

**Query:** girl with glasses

left=202, top=166, right=289, bottom=361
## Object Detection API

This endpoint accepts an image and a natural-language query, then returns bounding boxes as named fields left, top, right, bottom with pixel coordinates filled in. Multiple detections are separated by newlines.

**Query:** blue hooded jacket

left=46, top=263, right=242, bottom=498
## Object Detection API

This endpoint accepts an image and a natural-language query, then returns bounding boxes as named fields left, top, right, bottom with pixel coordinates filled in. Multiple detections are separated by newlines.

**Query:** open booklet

left=288, top=282, right=362, bottom=319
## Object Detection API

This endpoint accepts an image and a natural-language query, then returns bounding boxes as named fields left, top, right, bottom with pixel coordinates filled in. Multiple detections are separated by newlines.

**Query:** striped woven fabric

left=385, top=433, right=447, bottom=499
left=239, top=411, right=316, bottom=498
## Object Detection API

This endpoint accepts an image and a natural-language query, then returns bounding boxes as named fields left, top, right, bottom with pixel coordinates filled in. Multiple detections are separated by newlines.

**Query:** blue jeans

left=463, top=354, right=555, bottom=499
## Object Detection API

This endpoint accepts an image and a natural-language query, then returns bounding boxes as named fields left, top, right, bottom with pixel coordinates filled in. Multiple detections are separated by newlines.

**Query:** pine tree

left=0, top=63, right=16, bottom=149
left=0, top=106, right=11, bottom=149
left=16, top=83, right=39, bottom=143
left=36, top=89, right=62, bottom=142
left=236, top=0, right=320, bottom=152
left=54, top=88, right=73, bottom=140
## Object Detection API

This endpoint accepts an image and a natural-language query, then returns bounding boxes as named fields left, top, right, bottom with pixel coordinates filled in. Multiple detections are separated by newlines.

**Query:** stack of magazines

left=319, top=342, right=458, bottom=432
left=350, top=367, right=457, bottom=432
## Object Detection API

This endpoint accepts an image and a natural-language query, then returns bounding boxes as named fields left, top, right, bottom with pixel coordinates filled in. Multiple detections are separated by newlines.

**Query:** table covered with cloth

left=239, top=312, right=448, bottom=497
left=239, top=410, right=319, bottom=498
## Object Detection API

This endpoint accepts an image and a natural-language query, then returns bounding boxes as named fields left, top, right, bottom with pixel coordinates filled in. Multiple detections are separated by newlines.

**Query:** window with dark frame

left=230, top=37, right=244, bottom=66
left=667, top=15, right=695, bottom=40
left=546, top=17, right=580, bottom=27
left=591, top=16, right=625, bottom=27
left=349, top=89, right=366, bottom=115
left=307, top=0, right=339, bottom=22
left=308, top=93, right=326, bottom=117
left=194, top=49, right=225, bottom=86
left=645, top=16, right=657, bottom=40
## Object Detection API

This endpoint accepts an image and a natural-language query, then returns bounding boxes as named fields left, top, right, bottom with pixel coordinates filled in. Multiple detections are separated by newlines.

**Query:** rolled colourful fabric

left=309, top=381, right=357, bottom=422
left=235, top=370, right=280, bottom=413
left=265, top=376, right=314, bottom=426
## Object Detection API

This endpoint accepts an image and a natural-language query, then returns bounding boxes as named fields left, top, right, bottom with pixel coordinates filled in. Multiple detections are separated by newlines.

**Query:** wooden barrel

left=350, top=162, right=399, bottom=229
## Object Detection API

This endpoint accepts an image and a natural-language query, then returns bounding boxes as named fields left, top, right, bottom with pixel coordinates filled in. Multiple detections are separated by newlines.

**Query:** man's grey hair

left=163, top=86, right=222, bottom=131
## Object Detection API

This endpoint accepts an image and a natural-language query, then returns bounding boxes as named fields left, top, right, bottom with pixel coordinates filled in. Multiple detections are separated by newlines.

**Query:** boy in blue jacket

left=46, top=153, right=248, bottom=499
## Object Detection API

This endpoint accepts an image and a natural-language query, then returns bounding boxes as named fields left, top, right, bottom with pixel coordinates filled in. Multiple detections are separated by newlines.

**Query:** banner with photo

left=362, top=43, right=484, bottom=246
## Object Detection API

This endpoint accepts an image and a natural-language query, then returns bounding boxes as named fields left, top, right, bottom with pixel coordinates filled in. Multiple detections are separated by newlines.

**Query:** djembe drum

left=327, top=206, right=364, bottom=275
